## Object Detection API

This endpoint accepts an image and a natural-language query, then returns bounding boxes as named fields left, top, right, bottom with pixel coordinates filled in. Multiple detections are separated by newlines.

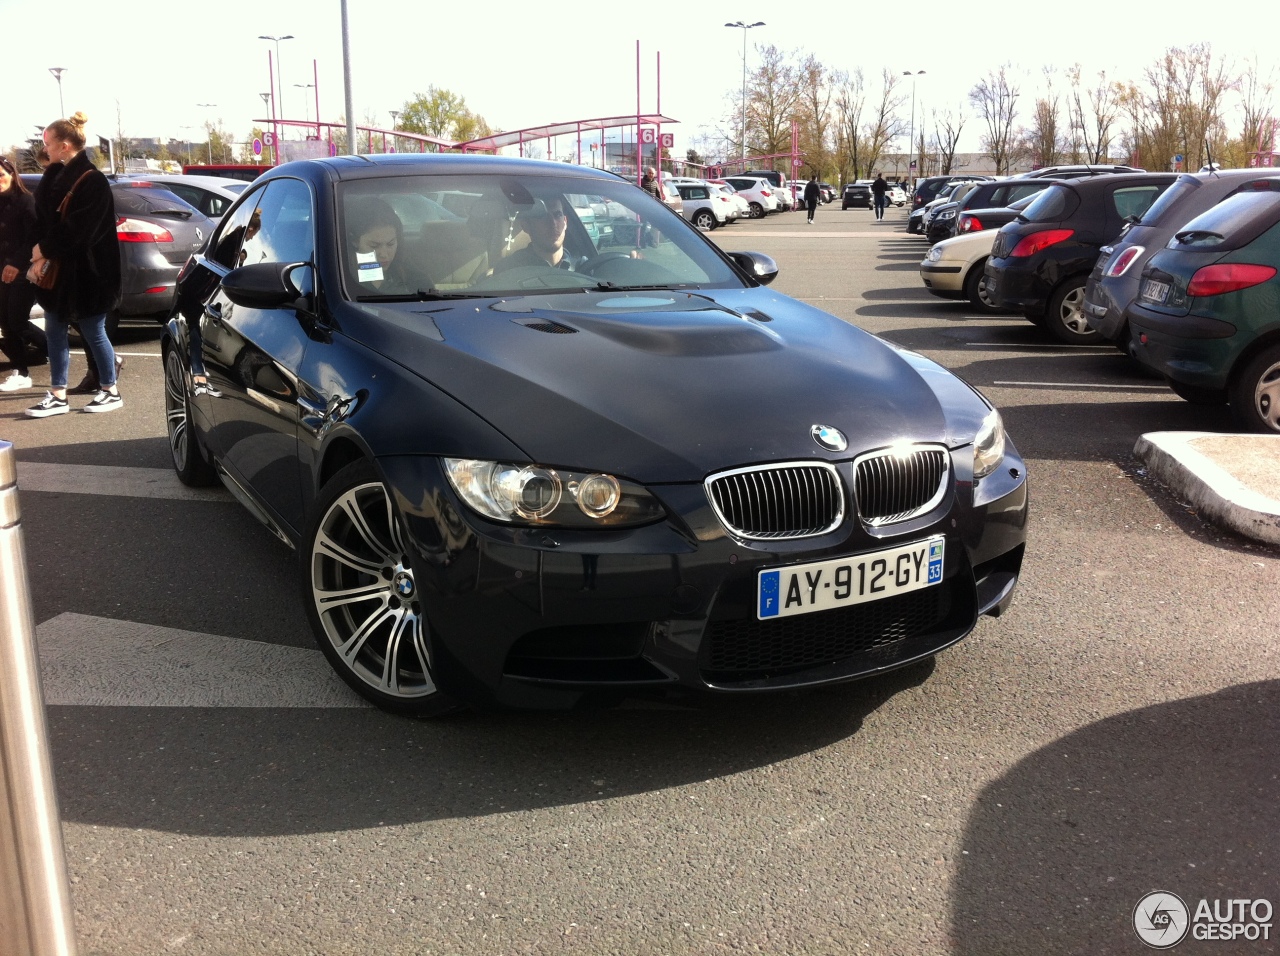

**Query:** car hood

left=346, top=289, right=988, bottom=483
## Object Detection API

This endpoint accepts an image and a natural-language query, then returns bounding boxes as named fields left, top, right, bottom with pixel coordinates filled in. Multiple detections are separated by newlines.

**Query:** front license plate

left=1141, top=278, right=1170, bottom=303
left=758, top=537, right=945, bottom=620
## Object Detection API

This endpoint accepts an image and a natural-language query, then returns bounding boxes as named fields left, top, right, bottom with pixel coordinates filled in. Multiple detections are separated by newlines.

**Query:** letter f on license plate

left=758, top=537, right=945, bottom=619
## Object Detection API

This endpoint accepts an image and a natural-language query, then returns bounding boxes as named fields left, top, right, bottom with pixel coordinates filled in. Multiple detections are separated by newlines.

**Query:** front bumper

left=378, top=446, right=1029, bottom=709
left=920, top=263, right=965, bottom=298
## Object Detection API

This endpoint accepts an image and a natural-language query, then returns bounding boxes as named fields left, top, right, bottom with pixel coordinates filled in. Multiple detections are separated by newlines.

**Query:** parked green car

left=1128, top=191, right=1280, bottom=432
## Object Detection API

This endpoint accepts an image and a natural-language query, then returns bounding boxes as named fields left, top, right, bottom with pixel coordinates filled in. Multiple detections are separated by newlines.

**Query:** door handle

left=204, top=303, right=223, bottom=323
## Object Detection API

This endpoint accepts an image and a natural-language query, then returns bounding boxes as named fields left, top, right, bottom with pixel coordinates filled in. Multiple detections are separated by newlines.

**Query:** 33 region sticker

left=1134, top=891, right=1191, bottom=949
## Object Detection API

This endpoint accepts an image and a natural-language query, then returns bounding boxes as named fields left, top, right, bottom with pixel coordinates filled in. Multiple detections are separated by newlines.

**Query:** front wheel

left=1230, top=345, right=1280, bottom=432
left=748, top=202, right=764, bottom=219
left=1045, top=277, right=1098, bottom=344
left=302, top=459, right=455, bottom=715
left=163, top=346, right=217, bottom=486
left=692, top=209, right=717, bottom=231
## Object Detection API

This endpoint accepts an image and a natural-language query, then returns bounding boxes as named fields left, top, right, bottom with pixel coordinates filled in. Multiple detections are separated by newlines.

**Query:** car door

left=198, top=177, right=317, bottom=534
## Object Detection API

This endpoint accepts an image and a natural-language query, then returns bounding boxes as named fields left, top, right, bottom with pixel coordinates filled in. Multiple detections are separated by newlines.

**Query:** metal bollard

left=0, top=441, right=78, bottom=956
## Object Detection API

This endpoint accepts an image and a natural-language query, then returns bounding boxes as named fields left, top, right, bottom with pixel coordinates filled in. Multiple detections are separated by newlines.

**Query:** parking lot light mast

left=196, top=103, right=217, bottom=164
left=724, top=21, right=764, bottom=168
left=258, top=34, right=294, bottom=131
left=903, top=70, right=925, bottom=187
left=48, top=68, right=67, bottom=118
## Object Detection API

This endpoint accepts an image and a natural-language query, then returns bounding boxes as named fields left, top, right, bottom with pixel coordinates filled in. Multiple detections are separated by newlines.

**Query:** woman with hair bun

left=0, top=155, right=46, bottom=391
left=25, top=112, right=123, bottom=416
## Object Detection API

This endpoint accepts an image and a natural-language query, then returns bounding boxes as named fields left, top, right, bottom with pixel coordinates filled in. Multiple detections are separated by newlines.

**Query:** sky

left=1, top=0, right=1273, bottom=163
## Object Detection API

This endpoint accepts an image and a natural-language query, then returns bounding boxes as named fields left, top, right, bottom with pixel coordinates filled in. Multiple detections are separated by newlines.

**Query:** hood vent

left=745, top=309, right=774, bottom=322
left=514, top=318, right=577, bottom=334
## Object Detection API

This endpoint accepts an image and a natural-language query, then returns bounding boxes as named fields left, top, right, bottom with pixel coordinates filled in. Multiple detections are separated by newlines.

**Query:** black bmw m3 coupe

left=163, top=154, right=1029, bottom=714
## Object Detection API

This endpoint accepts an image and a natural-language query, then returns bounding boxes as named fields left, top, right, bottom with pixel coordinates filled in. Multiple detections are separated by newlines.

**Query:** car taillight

left=760, top=188, right=771, bottom=196
left=1104, top=246, right=1145, bottom=277
left=959, top=216, right=982, bottom=233
left=1009, top=229, right=1074, bottom=257
left=116, top=216, right=173, bottom=243
left=1186, top=263, right=1277, bottom=297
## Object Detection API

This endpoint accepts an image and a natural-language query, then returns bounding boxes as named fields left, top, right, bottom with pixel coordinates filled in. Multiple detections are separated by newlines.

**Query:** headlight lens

left=972, top=409, right=1006, bottom=480
left=937, top=209, right=956, bottom=220
left=443, top=459, right=665, bottom=527
left=926, top=246, right=943, bottom=262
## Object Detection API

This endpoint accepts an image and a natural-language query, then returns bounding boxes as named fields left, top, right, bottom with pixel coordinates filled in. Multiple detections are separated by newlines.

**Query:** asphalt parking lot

left=3, top=202, right=1278, bottom=955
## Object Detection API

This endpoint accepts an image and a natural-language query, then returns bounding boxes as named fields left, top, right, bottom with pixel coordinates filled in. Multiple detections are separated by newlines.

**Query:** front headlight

left=926, top=246, right=943, bottom=262
left=442, top=458, right=666, bottom=527
left=972, top=409, right=1006, bottom=480
left=937, top=209, right=956, bottom=220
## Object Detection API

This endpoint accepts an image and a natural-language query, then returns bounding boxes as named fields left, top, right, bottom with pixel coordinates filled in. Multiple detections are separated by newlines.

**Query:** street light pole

left=48, top=68, right=67, bottom=118
left=902, top=70, right=925, bottom=189
left=196, top=103, right=217, bottom=164
left=258, top=34, right=294, bottom=130
left=724, top=21, right=764, bottom=169
left=294, top=83, right=315, bottom=128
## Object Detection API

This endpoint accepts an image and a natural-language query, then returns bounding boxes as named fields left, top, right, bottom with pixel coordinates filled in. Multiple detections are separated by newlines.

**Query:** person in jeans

left=25, top=112, right=123, bottom=416
left=871, top=173, right=889, bottom=221
left=803, top=176, right=821, bottom=224
left=0, top=156, right=46, bottom=391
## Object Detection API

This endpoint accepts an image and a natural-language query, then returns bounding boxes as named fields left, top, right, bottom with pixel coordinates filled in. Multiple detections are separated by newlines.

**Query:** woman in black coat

left=25, top=112, right=123, bottom=416
left=0, top=156, right=46, bottom=391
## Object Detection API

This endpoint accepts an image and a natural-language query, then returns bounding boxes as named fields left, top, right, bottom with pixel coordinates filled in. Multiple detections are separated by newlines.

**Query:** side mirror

left=727, top=251, right=779, bottom=286
left=221, top=261, right=309, bottom=310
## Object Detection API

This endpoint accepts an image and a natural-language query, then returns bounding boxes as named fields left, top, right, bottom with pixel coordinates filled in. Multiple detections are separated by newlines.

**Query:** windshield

left=338, top=172, right=741, bottom=301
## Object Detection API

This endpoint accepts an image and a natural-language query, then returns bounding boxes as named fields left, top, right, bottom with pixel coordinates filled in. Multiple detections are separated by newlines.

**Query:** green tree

left=399, top=87, right=491, bottom=143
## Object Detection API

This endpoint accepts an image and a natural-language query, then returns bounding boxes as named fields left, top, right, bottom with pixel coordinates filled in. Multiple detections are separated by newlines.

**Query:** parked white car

left=887, top=185, right=908, bottom=206
left=115, top=173, right=247, bottom=222
left=711, top=183, right=748, bottom=220
left=721, top=176, right=780, bottom=218
left=670, top=180, right=736, bottom=230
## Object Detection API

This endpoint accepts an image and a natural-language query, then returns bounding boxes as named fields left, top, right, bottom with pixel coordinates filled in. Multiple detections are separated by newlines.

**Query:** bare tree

left=796, top=53, right=834, bottom=180
left=1129, top=44, right=1237, bottom=171
left=834, top=68, right=867, bottom=180
left=969, top=65, right=1022, bottom=174
left=932, top=107, right=966, bottom=174
left=1067, top=66, right=1123, bottom=164
left=1027, top=68, right=1063, bottom=168
left=1235, top=55, right=1277, bottom=166
left=745, top=44, right=803, bottom=158
left=861, top=69, right=907, bottom=178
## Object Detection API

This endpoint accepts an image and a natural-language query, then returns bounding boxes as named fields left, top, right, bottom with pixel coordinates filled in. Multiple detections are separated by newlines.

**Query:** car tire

left=302, top=459, right=456, bottom=716
left=163, top=345, right=218, bottom=487
left=964, top=259, right=1004, bottom=314
left=692, top=209, right=716, bottom=231
left=842, top=204, right=850, bottom=211
left=1045, top=276, right=1099, bottom=344
left=748, top=202, right=765, bottom=219
left=1229, top=344, right=1280, bottom=432
left=1167, top=378, right=1229, bottom=405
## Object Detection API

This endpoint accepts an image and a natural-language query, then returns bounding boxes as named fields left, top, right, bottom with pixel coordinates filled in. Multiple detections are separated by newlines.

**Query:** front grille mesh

left=854, top=447, right=949, bottom=524
left=707, top=463, right=842, bottom=539
left=703, top=584, right=951, bottom=678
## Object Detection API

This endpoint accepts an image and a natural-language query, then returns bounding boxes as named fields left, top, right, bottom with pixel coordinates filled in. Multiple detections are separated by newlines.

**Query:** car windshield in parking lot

left=337, top=172, right=740, bottom=300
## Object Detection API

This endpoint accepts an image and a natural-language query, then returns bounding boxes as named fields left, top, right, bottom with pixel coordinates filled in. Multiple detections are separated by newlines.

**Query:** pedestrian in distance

left=25, top=112, right=123, bottom=417
left=640, top=166, right=663, bottom=201
left=0, top=156, right=47, bottom=392
left=871, top=173, right=889, bottom=221
left=803, top=176, right=822, bottom=224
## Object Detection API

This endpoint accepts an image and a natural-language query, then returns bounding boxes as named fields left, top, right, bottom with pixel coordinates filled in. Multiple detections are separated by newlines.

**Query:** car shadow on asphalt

left=861, top=287, right=939, bottom=301
left=15, top=436, right=173, bottom=470
left=951, top=680, right=1280, bottom=955
left=878, top=253, right=927, bottom=261
left=47, top=659, right=938, bottom=836
left=875, top=262, right=923, bottom=272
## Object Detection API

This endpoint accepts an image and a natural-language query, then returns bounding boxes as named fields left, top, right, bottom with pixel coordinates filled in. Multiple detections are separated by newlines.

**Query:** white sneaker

left=0, top=371, right=32, bottom=392
left=83, top=389, right=124, bottom=413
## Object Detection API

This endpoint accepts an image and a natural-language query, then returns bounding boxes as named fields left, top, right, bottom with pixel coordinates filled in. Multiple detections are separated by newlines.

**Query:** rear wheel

left=1230, top=344, right=1280, bottom=432
left=163, top=346, right=217, bottom=486
left=748, top=202, right=764, bottom=219
left=964, top=259, right=1004, bottom=314
left=1045, top=277, right=1099, bottom=344
left=303, top=459, right=456, bottom=716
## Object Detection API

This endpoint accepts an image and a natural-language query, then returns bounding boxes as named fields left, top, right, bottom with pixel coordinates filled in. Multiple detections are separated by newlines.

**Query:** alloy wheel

left=1252, top=360, right=1280, bottom=430
left=163, top=349, right=189, bottom=471
left=310, top=481, right=437, bottom=700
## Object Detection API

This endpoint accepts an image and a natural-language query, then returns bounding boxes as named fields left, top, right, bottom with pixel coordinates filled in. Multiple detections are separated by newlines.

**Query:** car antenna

left=1204, top=139, right=1219, bottom=178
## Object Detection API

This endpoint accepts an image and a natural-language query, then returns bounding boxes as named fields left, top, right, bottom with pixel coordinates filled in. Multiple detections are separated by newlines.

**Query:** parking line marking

left=991, top=381, right=1170, bottom=390
left=37, top=613, right=370, bottom=708
left=115, top=351, right=162, bottom=358
left=17, top=462, right=228, bottom=501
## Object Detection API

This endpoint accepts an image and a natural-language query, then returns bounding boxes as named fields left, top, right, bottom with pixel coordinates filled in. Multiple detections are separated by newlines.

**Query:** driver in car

left=493, top=198, right=584, bottom=273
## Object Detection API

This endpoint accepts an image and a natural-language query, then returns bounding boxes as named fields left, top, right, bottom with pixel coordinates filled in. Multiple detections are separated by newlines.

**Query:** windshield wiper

left=417, top=288, right=492, bottom=300
left=592, top=282, right=699, bottom=292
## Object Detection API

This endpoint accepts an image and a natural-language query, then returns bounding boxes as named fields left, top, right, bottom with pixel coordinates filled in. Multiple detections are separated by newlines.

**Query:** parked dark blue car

left=163, top=154, right=1028, bottom=714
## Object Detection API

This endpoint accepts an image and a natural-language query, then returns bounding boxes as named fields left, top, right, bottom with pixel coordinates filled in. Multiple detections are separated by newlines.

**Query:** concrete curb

left=1134, top=431, right=1280, bottom=546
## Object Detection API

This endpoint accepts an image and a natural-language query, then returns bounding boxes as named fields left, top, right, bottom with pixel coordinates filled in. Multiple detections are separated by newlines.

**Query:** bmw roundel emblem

left=393, top=571, right=415, bottom=598
left=811, top=424, right=848, bottom=452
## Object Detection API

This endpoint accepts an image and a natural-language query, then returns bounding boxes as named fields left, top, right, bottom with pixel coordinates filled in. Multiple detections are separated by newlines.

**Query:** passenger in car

left=348, top=198, right=412, bottom=293
left=493, top=198, right=582, bottom=273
